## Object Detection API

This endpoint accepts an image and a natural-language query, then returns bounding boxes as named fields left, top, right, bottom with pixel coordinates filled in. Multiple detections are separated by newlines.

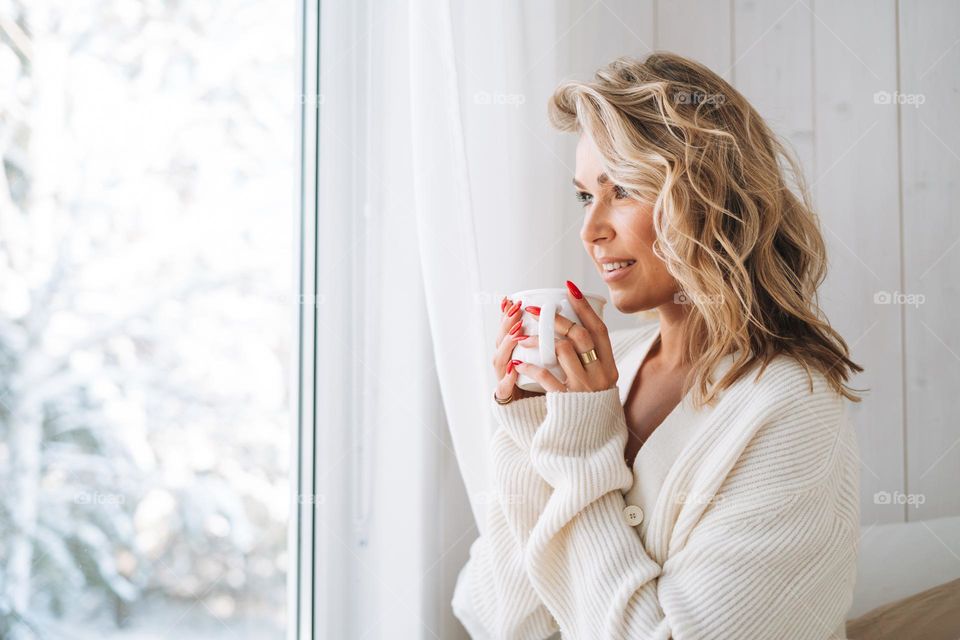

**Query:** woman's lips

left=602, top=260, right=636, bottom=283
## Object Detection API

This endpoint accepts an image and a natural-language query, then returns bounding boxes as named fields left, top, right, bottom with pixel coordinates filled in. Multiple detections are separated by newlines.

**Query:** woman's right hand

left=493, top=297, right=544, bottom=402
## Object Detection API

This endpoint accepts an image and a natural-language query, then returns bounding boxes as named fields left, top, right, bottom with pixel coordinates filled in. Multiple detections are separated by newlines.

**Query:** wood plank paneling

left=732, top=0, right=814, bottom=175
left=810, top=1, right=905, bottom=523
left=900, top=0, right=960, bottom=521
left=656, top=0, right=733, bottom=81
left=568, top=0, right=656, bottom=77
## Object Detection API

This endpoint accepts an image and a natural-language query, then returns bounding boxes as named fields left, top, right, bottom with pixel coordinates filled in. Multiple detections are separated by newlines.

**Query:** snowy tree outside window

left=0, top=0, right=296, bottom=637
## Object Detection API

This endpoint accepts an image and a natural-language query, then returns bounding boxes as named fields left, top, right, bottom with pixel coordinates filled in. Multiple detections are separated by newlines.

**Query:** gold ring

left=578, top=348, right=598, bottom=366
left=561, top=322, right=574, bottom=337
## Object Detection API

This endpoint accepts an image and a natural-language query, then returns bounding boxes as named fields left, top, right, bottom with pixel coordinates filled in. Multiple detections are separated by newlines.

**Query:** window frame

left=292, top=0, right=319, bottom=637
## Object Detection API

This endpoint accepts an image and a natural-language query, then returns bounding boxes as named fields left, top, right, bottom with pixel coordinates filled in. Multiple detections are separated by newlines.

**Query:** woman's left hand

left=514, top=280, right=619, bottom=393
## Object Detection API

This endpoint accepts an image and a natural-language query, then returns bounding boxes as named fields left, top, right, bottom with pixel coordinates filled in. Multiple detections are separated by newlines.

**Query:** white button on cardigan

left=622, top=504, right=644, bottom=526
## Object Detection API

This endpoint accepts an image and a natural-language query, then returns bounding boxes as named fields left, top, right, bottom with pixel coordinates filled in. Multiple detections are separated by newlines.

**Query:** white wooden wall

left=557, top=0, right=959, bottom=525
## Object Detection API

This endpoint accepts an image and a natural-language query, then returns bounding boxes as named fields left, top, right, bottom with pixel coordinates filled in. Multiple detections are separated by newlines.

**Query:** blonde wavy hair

left=548, top=52, right=865, bottom=405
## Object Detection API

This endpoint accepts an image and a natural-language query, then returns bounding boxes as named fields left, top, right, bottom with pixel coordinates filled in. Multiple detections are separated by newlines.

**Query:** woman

left=452, top=52, right=864, bottom=640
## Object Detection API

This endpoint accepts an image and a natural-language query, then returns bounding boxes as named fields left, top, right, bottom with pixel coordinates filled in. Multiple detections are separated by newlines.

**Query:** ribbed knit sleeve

left=522, top=381, right=859, bottom=640
left=451, top=395, right=560, bottom=639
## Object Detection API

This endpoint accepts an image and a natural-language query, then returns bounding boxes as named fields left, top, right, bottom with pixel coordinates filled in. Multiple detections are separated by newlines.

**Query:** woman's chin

left=607, top=288, right=650, bottom=315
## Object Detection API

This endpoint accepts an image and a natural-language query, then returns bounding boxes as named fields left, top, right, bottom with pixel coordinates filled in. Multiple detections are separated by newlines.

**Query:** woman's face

left=574, top=133, right=678, bottom=314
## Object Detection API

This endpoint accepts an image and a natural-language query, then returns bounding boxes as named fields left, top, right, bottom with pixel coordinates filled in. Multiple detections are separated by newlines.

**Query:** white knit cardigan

left=452, top=322, right=860, bottom=640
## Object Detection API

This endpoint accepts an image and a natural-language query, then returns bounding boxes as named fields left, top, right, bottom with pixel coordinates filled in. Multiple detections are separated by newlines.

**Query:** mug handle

left=539, top=300, right=558, bottom=367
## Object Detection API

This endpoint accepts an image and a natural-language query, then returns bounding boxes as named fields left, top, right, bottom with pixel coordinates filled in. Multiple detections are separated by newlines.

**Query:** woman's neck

left=653, top=304, right=689, bottom=369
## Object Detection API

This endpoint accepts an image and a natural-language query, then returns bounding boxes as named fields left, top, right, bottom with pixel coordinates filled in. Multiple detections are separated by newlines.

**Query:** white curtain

left=329, top=1, right=652, bottom=637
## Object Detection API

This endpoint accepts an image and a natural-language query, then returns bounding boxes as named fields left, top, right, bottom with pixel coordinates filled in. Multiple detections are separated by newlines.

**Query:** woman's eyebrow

left=572, top=173, right=609, bottom=190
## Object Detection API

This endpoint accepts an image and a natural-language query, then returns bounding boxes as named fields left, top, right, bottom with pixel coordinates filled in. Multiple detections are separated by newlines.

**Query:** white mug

left=508, top=287, right=607, bottom=393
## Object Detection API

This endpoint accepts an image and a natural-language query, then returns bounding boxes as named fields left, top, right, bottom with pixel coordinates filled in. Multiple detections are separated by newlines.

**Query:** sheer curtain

left=317, top=0, right=653, bottom=637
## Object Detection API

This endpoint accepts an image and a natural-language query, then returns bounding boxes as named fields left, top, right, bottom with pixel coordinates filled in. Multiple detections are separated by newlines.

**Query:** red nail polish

left=524, top=305, right=541, bottom=316
left=507, top=359, right=522, bottom=374
left=513, top=334, right=528, bottom=341
left=509, top=320, right=522, bottom=335
left=500, top=296, right=508, bottom=312
left=508, top=299, right=521, bottom=316
left=566, top=280, right=583, bottom=299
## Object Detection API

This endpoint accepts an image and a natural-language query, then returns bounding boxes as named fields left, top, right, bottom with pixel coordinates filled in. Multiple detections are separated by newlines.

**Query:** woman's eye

left=574, top=186, right=626, bottom=207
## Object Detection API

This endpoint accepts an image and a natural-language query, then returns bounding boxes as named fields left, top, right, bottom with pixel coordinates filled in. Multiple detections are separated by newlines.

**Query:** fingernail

left=513, top=334, right=528, bottom=341
left=524, top=305, right=541, bottom=316
left=507, top=359, right=522, bottom=374
left=500, top=296, right=508, bottom=312
left=508, top=299, right=522, bottom=316
left=509, top=320, right=522, bottom=335
left=566, top=280, right=583, bottom=299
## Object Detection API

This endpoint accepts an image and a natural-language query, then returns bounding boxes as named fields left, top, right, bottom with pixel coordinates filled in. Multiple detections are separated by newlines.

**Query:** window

left=0, top=1, right=297, bottom=637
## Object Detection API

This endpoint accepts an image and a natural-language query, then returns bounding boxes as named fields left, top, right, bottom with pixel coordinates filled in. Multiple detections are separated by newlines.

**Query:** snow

left=1, top=0, right=296, bottom=637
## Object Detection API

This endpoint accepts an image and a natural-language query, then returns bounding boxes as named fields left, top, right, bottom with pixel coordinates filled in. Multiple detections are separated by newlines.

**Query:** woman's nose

left=580, top=204, right=612, bottom=244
